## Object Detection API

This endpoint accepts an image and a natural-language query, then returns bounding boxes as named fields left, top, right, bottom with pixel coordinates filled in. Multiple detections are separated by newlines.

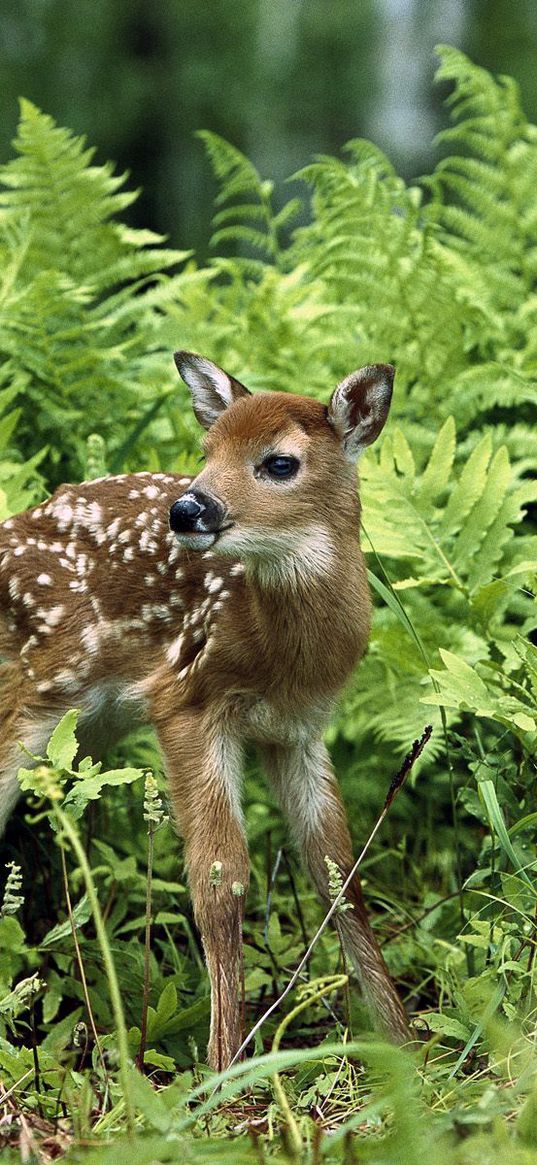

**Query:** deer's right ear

left=174, top=351, right=251, bottom=430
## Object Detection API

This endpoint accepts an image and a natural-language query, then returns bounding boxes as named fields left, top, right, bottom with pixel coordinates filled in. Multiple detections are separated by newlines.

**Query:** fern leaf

left=452, top=446, right=512, bottom=569
left=415, top=417, right=456, bottom=510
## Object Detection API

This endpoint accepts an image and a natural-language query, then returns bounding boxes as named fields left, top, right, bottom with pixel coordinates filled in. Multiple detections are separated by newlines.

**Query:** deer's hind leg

left=0, top=660, right=62, bottom=836
left=260, top=738, right=410, bottom=1043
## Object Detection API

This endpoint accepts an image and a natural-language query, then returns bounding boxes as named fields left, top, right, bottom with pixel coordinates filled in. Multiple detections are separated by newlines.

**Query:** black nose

left=169, top=494, right=205, bottom=532
left=169, top=491, right=224, bottom=533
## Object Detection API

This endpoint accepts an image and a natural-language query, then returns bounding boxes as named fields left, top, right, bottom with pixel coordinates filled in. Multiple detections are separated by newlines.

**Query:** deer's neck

left=244, top=527, right=370, bottom=701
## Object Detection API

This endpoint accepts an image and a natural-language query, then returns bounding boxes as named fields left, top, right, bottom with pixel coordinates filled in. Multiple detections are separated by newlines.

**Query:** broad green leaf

left=442, top=431, right=493, bottom=535
left=452, top=445, right=511, bottom=568
left=126, top=1066, right=173, bottom=1132
left=471, top=560, right=537, bottom=623
left=416, top=416, right=456, bottom=507
left=46, top=709, right=80, bottom=771
left=392, top=428, right=416, bottom=480
left=156, top=981, right=178, bottom=1025
left=421, top=1013, right=471, bottom=1040
left=62, top=767, right=144, bottom=819
left=423, top=648, right=491, bottom=711
left=40, top=895, right=91, bottom=948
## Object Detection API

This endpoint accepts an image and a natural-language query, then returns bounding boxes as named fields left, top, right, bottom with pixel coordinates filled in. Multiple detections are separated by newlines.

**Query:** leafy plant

left=0, top=100, right=191, bottom=483
left=1, top=44, right=537, bottom=1165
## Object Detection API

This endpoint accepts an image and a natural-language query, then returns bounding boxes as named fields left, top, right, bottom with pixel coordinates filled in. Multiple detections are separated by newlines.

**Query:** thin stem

left=60, top=845, right=109, bottom=1086
left=56, top=807, right=136, bottom=1136
left=136, top=825, right=154, bottom=1072
left=271, top=974, right=348, bottom=1156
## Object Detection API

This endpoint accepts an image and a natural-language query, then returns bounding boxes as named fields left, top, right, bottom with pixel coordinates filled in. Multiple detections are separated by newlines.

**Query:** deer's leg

left=0, top=664, right=58, bottom=835
left=260, top=738, right=410, bottom=1042
left=155, top=709, right=249, bottom=1071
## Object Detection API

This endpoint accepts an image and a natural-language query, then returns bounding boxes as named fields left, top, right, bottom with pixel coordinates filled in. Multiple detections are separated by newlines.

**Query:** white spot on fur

left=53, top=504, right=74, bottom=530
left=88, top=501, right=103, bottom=524
left=107, top=518, right=121, bottom=539
left=38, top=604, right=64, bottom=628
left=36, top=573, right=52, bottom=586
left=139, top=530, right=158, bottom=554
left=166, top=634, right=184, bottom=665
left=53, top=668, right=78, bottom=690
left=81, top=625, right=101, bottom=653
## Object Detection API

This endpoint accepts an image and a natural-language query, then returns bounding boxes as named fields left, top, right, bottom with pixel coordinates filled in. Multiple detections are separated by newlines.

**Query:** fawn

left=0, top=352, right=409, bottom=1068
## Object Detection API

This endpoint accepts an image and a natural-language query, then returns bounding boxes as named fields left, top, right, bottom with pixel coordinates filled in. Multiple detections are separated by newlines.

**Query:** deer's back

left=0, top=472, right=368, bottom=745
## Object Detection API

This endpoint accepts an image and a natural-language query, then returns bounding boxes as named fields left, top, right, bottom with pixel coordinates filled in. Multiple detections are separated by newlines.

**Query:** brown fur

left=0, top=356, right=408, bottom=1068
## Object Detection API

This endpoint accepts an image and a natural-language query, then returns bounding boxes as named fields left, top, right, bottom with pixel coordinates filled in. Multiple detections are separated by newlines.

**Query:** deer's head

left=170, top=352, right=394, bottom=570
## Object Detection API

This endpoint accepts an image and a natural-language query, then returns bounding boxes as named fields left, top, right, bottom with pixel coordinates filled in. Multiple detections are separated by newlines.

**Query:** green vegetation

left=1, top=47, right=536, bottom=1163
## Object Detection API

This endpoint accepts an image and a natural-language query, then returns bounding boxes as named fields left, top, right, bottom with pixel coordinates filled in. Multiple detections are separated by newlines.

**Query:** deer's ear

left=174, top=351, right=251, bottom=429
left=327, top=363, right=394, bottom=461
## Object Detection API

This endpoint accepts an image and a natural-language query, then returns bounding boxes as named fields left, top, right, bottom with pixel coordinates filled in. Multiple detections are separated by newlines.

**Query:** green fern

left=198, top=130, right=301, bottom=273
left=337, top=418, right=537, bottom=753
left=2, top=57, right=536, bottom=777
left=0, top=101, right=190, bottom=482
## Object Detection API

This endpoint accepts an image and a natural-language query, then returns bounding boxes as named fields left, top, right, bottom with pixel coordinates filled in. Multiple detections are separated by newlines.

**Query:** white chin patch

left=174, top=532, right=216, bottom=551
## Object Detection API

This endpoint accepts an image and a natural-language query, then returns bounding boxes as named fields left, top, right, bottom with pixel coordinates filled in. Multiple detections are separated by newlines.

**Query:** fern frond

left=0, top=102, right=192, bottom=481
left=198, top=130, right=299, bottom=269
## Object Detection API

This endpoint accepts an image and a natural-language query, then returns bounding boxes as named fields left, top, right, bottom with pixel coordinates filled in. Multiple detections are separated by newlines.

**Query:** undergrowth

left=0, top=46, right=536, bottom=1164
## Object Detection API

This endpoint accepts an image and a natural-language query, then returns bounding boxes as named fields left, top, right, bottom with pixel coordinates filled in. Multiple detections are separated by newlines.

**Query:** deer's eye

left=262, top=455, right=300, bottom=480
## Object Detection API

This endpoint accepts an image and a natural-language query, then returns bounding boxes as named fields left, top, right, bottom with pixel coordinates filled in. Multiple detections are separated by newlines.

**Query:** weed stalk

left=55, top=805, right=136, bottom=1136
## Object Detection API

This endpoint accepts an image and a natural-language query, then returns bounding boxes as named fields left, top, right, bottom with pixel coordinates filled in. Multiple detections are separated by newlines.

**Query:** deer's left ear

left=327, top=363, right=394, bottom=461
left=174, top=351, right=251, bottom=429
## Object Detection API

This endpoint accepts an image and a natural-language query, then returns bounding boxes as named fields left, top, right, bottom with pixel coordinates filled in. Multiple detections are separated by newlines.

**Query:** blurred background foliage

left=2, top=0, right=537, bottom=258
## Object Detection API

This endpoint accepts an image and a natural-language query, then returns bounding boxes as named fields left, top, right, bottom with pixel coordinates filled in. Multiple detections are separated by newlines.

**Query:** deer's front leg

left=261, top=738, right=410, bottom=1042
left=156, top=709, right=249, bottom=1071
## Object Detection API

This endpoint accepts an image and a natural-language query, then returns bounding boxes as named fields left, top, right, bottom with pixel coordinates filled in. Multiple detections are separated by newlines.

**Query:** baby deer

left=0, top=352, right=409, bottom=1068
